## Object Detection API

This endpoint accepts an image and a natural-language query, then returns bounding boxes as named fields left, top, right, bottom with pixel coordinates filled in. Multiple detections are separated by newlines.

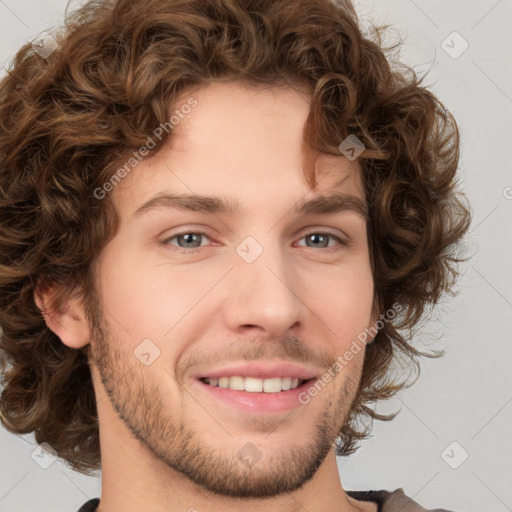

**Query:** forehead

left=111, top=81, right=365, bottom=214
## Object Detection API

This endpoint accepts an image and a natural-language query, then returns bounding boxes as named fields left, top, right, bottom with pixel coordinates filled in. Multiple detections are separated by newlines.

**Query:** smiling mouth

left=199, top=376, right=315, bottom=393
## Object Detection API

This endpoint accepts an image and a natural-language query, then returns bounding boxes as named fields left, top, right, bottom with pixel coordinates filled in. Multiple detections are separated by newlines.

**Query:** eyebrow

left=132, top=191, right=368, bottom=220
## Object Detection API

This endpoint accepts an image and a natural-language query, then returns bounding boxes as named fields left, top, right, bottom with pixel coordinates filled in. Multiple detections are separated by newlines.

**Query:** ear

left=34, top=284, right=91, bottom=349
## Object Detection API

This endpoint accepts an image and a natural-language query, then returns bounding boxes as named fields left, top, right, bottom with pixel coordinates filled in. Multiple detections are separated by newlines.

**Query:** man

left=0, top=0, right=470, bottom=511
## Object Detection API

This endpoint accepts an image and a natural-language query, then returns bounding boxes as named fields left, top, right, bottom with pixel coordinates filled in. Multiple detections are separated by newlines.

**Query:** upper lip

left=191, top=361, right=320, bottom=381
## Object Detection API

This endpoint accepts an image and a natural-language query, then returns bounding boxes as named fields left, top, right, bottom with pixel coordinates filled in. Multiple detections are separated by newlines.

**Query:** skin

left=39, top=81, right=379, bottom=512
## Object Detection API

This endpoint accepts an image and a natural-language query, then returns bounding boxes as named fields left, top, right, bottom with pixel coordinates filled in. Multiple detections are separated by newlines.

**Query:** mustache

left=176, top=335, right=335, bottom=381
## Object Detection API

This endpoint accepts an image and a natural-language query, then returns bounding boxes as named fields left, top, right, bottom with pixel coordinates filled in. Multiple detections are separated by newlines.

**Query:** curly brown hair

left=0, top=0, right=470, bottom=475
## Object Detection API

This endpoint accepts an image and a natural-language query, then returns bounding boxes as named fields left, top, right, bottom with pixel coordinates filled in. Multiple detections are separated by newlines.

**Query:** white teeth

left=218, top=377, right=230, bottom=388
left=228, top=376, right=245, bottom=391
left=203, top=376, right=305, bottom=392
left=244, top=377, right=263, bottom=392
left=263, top=377, right=281, bottom=393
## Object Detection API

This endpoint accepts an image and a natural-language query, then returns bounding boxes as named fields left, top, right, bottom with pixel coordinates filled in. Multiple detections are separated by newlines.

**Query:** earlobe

left=34, top=286, right=91, bottom=349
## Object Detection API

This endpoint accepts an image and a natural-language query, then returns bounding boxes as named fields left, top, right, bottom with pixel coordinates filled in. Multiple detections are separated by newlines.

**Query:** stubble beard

left=86, top=296, right=361, bottom=499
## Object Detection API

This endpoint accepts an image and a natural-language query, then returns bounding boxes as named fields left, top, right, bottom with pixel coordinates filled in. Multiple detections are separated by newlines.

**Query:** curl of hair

left=0, top=0, right=470, bottom=473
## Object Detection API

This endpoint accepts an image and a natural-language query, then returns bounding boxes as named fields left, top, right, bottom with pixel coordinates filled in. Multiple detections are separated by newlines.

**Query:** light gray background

left=0, top=1, right=511, bottom=511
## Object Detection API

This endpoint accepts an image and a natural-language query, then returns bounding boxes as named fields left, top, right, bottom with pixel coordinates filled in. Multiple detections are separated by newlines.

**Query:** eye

left=162, top=231, right=211, bottom=251
left=296, top=232, right=347, bottom=250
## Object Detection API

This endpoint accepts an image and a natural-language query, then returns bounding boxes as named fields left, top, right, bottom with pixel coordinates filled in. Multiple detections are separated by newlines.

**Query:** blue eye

left=164, top=232, right=210, bottom=250
left=296, top=232, right=345, bottom=249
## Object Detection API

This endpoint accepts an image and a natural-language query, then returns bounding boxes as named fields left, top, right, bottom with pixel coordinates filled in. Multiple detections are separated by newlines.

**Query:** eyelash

left=161, top=230, right=348, bottom=253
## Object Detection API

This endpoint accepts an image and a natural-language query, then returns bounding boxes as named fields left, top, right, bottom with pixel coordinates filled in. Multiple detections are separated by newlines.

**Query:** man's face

left=86, top=81, right=375, bottom=498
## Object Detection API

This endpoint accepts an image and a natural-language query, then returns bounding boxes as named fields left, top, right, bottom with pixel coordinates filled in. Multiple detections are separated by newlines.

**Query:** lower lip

left=193, top=378, right=316, bottom=413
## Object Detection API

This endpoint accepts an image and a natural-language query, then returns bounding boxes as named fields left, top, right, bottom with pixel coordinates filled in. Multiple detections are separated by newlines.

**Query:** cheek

left=298, top=263, right=374, bottom=347
left=94, top=241, right=222, bottom=337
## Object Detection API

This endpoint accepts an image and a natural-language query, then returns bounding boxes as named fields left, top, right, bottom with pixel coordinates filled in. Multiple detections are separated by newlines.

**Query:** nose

left=222, top=241, right=308, bottom=337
